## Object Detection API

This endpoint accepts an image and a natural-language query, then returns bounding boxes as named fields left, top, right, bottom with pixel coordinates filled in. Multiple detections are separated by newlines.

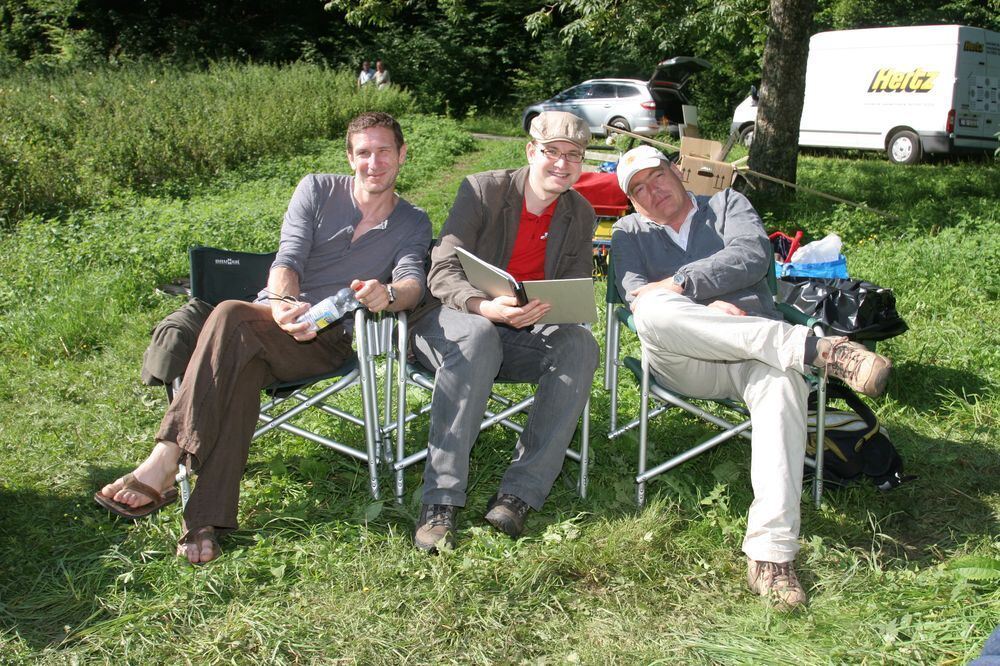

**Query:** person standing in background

left=358, top=60, right=374, bottom=87
left=375, top=60, right=391, bottom=89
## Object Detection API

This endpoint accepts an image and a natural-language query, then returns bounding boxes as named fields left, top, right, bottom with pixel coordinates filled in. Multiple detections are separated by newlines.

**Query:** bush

left=0, top=62, right=415, bottom=228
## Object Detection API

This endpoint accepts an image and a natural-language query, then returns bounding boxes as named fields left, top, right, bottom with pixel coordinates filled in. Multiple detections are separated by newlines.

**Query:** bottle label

left=296, top=287, right=361, bottom=333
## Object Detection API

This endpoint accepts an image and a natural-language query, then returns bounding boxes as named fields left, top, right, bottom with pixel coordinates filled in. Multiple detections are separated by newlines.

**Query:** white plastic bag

left=789, top=233, right=842, bottom=264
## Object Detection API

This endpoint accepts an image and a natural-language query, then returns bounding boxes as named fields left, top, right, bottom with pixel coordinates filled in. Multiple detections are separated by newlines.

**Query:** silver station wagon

left=521, top=57, right=710, bottom=138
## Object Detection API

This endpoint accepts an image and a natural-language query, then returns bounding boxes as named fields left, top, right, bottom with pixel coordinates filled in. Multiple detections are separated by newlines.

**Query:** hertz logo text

left=868, top=68, right=938, bottom=93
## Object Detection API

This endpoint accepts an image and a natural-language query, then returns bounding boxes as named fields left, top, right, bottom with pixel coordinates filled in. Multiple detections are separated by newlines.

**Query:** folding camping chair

left=603, top=253, right=828, bottom=508
left=570, top=171, right=630, bottom=278
left=168, top=245, right=388, bottom=506
left=384, top=311, right=591, bottom=503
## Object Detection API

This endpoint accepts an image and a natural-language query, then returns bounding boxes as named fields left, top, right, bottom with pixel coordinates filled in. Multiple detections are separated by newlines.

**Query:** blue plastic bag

left=777, top=255, right=849, bottom=279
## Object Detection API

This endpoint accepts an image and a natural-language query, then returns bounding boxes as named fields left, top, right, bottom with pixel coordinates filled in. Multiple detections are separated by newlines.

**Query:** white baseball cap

left=617, top=145, right=669, bottom=194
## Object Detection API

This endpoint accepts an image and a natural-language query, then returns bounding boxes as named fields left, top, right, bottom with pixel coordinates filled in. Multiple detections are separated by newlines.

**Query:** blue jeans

left=412, top=306, right=598, bottom=510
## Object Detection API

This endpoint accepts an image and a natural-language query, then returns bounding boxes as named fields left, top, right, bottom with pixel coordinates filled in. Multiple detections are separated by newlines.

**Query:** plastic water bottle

left=297, top=287, right=362, bottom=333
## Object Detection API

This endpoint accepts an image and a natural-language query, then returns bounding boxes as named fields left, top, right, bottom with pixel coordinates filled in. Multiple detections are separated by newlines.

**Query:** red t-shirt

left=506, top=198, right=557, bottom=282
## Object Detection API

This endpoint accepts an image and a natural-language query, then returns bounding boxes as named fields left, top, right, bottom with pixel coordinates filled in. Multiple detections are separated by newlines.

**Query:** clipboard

left=455, top=247, right=596, bottom=324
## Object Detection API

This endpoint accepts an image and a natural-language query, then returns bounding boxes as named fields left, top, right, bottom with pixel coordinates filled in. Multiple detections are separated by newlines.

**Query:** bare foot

left=177, top=526, right=221, bottom=564
left=100, top=441, right=181, bottom=509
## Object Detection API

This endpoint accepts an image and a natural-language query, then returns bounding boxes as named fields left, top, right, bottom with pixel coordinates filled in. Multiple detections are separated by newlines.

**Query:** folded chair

left=168, top=245, right=387, bottom=505
left=603, top=252, right=827, bottom=508
left=571, top=172, right=631, bottom=278
left=384, top=311, right=591, bottom=503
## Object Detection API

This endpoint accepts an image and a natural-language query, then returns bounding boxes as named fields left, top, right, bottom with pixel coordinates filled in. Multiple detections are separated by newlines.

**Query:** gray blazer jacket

left=421, top=166, right=596, bottom=316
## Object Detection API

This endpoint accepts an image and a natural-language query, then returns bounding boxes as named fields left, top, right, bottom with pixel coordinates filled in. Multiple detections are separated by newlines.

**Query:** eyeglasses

left=537, top=145, right=584, bottom=164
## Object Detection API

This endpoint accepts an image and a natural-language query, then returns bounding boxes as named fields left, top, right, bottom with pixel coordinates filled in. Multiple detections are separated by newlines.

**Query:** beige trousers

left=632, top=289, right=811, bottom=563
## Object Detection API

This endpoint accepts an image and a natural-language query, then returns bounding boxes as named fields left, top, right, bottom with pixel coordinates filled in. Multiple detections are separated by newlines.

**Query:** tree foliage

left=0, top=0, right=995, bottom=122
left=526, top=0, right=774, bottom=131
left=0, top=0, right=358, bottom=68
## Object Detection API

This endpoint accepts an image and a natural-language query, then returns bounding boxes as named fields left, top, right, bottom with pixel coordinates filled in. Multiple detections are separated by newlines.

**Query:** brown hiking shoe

left=747, top=558, right=807, bottom=610
left=816, top=336, right=892, bottom=397
left=484, top=493, right=531, bottom=538
left=414, top=503, right=458, bottom=553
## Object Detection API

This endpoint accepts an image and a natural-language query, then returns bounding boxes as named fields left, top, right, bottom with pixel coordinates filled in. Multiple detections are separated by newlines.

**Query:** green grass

left=0, top=62, right=414, bottom=229
left=457, top=111, right=525, bottom=137
left=0, top=114, right=998, bottom=664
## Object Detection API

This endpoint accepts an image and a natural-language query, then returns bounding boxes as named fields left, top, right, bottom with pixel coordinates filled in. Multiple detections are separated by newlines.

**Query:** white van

left=731, top=25, right=1000, bottom=163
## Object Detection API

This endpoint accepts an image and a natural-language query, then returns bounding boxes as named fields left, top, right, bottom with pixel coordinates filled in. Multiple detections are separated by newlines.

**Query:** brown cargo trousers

left=155, top=300, right=353, bottom=535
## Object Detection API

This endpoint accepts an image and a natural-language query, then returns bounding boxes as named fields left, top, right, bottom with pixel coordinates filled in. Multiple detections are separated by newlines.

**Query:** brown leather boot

left=815, top=336, right=892, bottom=397
left=747, top=557, right=808, bottom=610
left=414, top=503, right=458, bottom=553
left=484, top=493, right=531, bottom=538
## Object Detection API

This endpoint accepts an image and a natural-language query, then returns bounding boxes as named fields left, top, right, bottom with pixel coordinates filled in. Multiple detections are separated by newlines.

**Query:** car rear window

left=615, top=85, right=642, bottom=98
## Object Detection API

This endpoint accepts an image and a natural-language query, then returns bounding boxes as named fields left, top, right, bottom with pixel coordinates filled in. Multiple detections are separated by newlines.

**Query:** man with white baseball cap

left=610, top=144, right=892, bottom=609
left=409, top=111, right=599, bottom=552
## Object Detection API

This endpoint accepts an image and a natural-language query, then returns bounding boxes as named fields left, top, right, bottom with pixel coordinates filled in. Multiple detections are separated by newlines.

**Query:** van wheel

left=609, top=117, right=630, bottom=132
left=887, top=130, right=922, bottom=164
left=523, top=113, right=539, bottom=133
left=739, top=124, right=755, bottom=147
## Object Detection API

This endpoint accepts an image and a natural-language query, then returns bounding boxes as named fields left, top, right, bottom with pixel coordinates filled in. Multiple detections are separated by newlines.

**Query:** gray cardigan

left=424, top=166, right=596, bottom=313
left=611, top=188, right=779, bottom=319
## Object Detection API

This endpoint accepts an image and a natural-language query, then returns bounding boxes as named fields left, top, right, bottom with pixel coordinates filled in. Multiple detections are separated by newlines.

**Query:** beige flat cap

left=529, top=111, right=591, bottom=150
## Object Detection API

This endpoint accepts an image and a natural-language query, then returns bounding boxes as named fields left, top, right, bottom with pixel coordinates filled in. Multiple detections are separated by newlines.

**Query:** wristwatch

left=385, top=284, right=396, bottom=304
left=672, top=272, right=687, bottom=292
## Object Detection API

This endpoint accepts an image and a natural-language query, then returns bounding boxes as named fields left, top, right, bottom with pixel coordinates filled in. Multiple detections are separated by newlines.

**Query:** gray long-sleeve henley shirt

left=259, top=174, right=431, bottom=306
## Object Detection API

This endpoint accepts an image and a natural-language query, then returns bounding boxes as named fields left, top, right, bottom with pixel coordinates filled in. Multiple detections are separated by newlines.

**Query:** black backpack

left=807, top=383, right=915, bottom=490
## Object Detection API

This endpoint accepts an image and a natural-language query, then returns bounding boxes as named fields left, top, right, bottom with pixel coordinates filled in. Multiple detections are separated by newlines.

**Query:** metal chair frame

left=603, top=252, right=827, bottom=508
left=383, top=311, right=591, bottom=504
left=169, top=246, right=391, bottom=506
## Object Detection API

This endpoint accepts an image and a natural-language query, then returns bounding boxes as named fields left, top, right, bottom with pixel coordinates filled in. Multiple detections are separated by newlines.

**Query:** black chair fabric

left=188, top=245, right=276, bottom=306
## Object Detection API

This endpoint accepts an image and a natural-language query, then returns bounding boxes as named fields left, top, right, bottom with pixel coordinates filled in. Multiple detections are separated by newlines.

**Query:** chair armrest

left=776, top=302, right=821, bottom=329
left=614, top=305, right=638, bottom=332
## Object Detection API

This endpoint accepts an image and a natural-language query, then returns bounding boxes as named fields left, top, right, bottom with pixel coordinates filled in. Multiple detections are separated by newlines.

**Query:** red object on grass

left=572, top=172, right=629, bottom=217
left=768, top=230, right=803, bottom=262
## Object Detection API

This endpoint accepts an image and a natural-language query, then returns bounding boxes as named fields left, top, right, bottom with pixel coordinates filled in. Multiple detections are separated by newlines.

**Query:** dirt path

left=470, top=132, right=521, bottom=142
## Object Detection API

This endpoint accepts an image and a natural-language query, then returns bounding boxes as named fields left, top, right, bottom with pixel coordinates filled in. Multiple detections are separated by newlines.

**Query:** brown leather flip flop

left=93, top=473, right=178, bottom=520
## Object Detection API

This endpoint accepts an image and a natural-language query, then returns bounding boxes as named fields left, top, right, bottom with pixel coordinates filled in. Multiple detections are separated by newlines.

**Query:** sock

left=804, top=336, right=821, bottom=367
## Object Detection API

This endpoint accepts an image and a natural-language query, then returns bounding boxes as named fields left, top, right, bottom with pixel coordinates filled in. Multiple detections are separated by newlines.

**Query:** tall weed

left=0, top=62, right=414, bottom=228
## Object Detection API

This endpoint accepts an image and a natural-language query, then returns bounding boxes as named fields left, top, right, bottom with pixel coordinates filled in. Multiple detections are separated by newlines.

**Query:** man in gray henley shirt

left=96, top=112, right=431, bottom=564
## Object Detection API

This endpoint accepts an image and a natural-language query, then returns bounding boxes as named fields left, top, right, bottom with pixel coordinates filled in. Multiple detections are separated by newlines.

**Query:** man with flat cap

left=411, top=111, right=599, bottom=551
left=611, top=145, right=893, bottom=609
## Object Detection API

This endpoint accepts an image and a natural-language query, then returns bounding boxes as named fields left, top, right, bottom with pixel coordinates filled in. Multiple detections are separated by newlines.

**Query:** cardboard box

left=678, top=137, right=736, bottom=196
left=679, top=105, right=701, bottom=138
left=678, top=157, right=736, bottom=197
left=679, top=137, right=725, bottom=161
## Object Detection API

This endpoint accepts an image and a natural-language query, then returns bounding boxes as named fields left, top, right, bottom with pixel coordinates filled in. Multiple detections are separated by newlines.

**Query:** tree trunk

left=748, top=0, right=817, bottom=188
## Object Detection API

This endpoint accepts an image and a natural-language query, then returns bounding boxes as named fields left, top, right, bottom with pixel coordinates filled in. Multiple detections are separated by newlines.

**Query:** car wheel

left=739, top=124, right=755, bottom=147
left=887, top=130, right=922, bottom=164
left=609, top=117, right=630, bottom=132
left=523, top=113, right=539, bottom=133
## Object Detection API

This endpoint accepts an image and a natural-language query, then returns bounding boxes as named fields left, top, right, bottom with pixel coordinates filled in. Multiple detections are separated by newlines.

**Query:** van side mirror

left=750, top=85, right=759, bottom=105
